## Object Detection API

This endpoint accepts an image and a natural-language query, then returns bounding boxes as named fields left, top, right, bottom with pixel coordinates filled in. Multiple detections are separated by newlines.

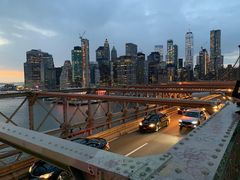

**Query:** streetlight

left=238, top=45, right=240, bottom=80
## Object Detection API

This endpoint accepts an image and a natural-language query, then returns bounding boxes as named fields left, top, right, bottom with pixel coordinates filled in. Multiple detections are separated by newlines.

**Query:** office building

left=71, top=46, right=82, bottom=87
left=126, top=43, right=137, bottom=57
left=96, top=39, right=111, bottom=85
left=40, top=53, right=56, bottom=90
left=185, top=31, right=194, bottom=70
left=115, top=56, right=136, bottom=85
left=24, top=49, right=55, bottom=90
left=166, top=40, right=174, bottom=65
left=104, top=39, right=110, bottom=61
left=60, top=60, right=72, bottom=90
left=154, top=45, right=164, bottom=61
left=90, top=62, right=100, bottom=86
left=136, top=52, right=145, bottom=84
left=81, top=38, right=90, bottom=87
left=210, top=29, right=224, bottom=79
left=111, top=46, right=117, bottom=61
left=110, top=46, right=117, bottom=85
left=198, top=48, right=209, bottom=80
left=178, top=58, right=183, bottom=69
left=173, top=44, right=178, bottom=68
left=55, top=67, right=62, bottom=89
left=147, top=52, right=160, bottom=84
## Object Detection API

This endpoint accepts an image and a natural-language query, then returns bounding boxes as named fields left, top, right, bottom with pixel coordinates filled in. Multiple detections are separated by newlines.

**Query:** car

left=179, top=109, right=206, bottom=129
left=29, top=137, right=110, bottom=180
left=177, top=107, right=188, bottom=114
left=139, top=113, right=170, bottom=132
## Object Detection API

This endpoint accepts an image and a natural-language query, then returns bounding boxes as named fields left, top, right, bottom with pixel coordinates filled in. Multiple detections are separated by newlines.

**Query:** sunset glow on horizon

left=0, top=70, right=24, bottom=83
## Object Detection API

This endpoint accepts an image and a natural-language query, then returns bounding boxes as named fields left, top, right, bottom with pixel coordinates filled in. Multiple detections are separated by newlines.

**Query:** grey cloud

left=0, top=0, right=239, bottom=73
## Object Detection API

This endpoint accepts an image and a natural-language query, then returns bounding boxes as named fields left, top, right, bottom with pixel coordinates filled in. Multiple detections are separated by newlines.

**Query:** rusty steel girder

left=36, top=92, right=216, bottom=108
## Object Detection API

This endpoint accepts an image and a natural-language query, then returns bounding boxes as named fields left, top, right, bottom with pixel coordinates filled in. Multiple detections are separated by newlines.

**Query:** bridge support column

left=86, top=100, right=94, bottom=136
left=27, top=93, right=37, bottom=130
left=135, top=103, right=139, bottom=119
left=107, top=102, right=112, bottom=129
left=122, top=102, right=128, bottom=124
left=61, top=97, right=70, bottom=138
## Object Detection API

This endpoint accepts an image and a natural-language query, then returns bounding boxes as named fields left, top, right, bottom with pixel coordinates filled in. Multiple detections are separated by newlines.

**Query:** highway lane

left=109, top=112, right=192, bottom=157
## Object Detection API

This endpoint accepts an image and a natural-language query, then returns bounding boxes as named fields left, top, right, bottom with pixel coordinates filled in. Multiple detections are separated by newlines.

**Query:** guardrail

left=0, top=92, right=224, bottom=179
left=88, top=106, right=177, bottom=141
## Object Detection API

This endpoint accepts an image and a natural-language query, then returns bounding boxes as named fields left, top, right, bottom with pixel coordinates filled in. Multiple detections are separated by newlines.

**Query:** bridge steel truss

left=0, top=102, right=239, bottom=179
left=0, top=86, right=232, bottom=178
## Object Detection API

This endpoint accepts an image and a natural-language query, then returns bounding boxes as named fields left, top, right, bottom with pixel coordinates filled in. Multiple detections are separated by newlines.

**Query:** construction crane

left=79, top=31, right=86, bottom=41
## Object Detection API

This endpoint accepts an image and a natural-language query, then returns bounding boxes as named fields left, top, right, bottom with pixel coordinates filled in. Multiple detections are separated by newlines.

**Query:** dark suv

left=29, top=137, right=110, bottom=179
left=139, top=113, right=170, bottom=132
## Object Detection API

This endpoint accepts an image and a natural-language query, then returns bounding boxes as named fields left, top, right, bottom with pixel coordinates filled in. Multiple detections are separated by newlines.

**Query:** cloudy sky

left=0, top=0, right=240, bottom=82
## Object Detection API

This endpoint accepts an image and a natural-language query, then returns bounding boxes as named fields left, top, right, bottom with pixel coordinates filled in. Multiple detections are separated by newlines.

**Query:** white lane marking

left=124, top=143, right=148, bottom=157
left=108, top=137, right=119, bottom=142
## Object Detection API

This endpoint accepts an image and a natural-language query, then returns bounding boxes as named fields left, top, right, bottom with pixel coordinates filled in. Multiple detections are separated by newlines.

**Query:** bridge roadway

left=0, top=101, right=239, bottom=179
left=110, top=111, right=210, bottom=157
left=110, top=114, right=186, bottom=157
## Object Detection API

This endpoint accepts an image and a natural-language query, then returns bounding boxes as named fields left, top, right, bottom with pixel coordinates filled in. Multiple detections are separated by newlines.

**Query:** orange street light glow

left=0, top=70, right=24, bottom=83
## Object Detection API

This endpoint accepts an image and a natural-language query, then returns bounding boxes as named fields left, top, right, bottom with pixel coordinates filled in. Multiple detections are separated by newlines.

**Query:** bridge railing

left=0, top=101, right=239, bottom=179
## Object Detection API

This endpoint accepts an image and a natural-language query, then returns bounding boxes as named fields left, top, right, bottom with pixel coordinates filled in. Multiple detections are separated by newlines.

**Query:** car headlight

left=192, top=121, right=198, bottom=124
left=149, top=123, right=155, bottom=127
left=139, top=122, right=143, bottom=126
left=179, top=120, right=182, bottom=122
left=213, top=106, right=218, bottom=112
left=39, top=172, right=54, bottom=179
left=28, top=165, right=33, bottom=173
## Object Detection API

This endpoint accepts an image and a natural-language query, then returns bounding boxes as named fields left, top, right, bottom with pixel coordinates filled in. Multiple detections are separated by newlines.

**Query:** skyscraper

left=166, top=40, right=177, bottom=82
left=154, top=45, right=164, bottom=61
left=126, top=43, right=137, bottom=57
left=60, top=60, right=72, bottom=90
left=173, top=44, right=178, bottom=68
left=136, top=52, right=145, bottom=84
left=104, top=39, right=110, bottom=61
left=81, top=38, right=90, bottom=87
left=147, top=52, right=160, bottom=84
left=96, top=39, right=111, bottom=85
left=210, top=29, right=223, bottom=79
left=185, top=31, right=194, bottom=70
left=110, top=46, right=117, bottom=86
left=90, top=62, right=100, bottom=86
left=116, top=56, right=136, bottom=85
left=55, top=67, right=62, bottom=89
left=111, top=46, right=117, bottom=61
left=198, top=48, right=209, bottom=80
left=40, top=52, right=55, bottom=90
left=71, top=46, right=82, bottom=87
left=166, top=40, right=174, bottom=65
left=24, top=49, right=55, bottom=90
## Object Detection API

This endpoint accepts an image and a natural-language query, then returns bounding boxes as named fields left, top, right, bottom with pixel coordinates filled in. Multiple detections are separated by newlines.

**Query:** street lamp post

left=238, top=45, right=240, bottom=80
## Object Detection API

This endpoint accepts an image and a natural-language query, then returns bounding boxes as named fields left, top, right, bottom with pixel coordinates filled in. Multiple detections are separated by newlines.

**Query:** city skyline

left=0, top=0, right=240, bottom=82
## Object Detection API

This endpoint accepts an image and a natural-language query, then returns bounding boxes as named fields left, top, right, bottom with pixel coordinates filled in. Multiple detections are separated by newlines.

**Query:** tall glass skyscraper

left=166, top=40, right=174, bottom=65
left=210, top=29, right=223, bottom=79
left=154, top=45, right=164, bottom=61
left=71, top=46, right=82, bottom=87
left=81, top=38, right=90, bottom=87
left=60, top=60, right=72, bottom=90
left=185, top=31, right=194, bottom=70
